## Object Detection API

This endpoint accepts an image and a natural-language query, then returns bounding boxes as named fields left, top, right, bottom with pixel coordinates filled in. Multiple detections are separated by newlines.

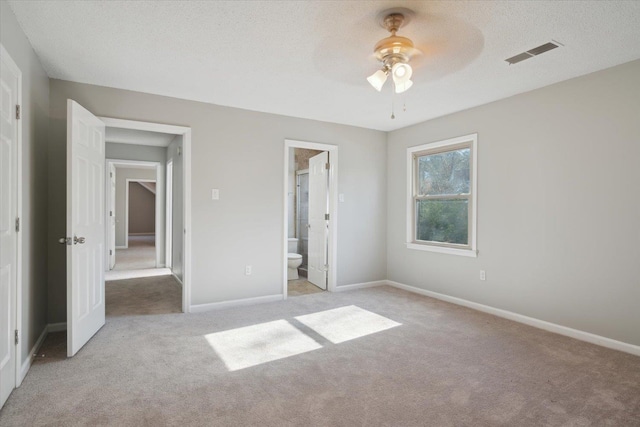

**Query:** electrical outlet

left=480, top=270, right=486, bottom=281
left=245, top=265, right=252, bottom=275
left=339, top=193, right=345, bottom=202
left=211, top=189, right=220, bottom=200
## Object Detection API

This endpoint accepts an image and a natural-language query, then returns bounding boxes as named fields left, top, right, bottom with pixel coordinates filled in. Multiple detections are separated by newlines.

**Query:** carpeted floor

left=113, top=235, right=156, bottom=270
left=1, top=285, right=639, bottom=426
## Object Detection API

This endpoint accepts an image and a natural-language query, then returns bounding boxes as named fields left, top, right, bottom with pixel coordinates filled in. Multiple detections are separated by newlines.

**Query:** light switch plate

left=339, top=193, right=345, bottom=202
left=211, top=189, right=220, bottom=200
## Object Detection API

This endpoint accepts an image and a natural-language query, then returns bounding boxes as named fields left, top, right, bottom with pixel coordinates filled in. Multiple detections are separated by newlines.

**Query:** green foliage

left=417, top=200, right=468, bottom=244
left=416, top=147, right=470, bottom=245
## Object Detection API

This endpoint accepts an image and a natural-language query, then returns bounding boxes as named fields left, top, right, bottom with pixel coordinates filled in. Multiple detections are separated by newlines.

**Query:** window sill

left=406, top=242, right=477, bottom=258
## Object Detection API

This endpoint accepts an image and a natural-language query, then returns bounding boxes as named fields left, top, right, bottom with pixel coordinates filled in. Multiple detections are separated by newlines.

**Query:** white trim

left=47, top=322, right=67, bottom=332
left=406, top=133, right=478, bottom=257
left=115, top=245, right=126, bottom=249
left=333, top=280, right=386, bottom=292
left=1, top=43, right=24, bottom=389
left=386, top=280, right=640, bottom=357
left=283, top=139, right=338, bottom=300
left=18, top=326, right=47, bottom=385
left=190, top=294, right=283, bottom=313
left=165, top=159, right=173, bottom=268
left=99, top=117, right=190, bottom=136
left=172, top=273, right=183, bottom=287
left=100, top=118, right=191, bottom=314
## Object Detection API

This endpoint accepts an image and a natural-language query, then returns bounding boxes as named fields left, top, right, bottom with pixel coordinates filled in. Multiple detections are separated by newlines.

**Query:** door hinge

left=109, top=210, right=113, bottom=217
left=110, top=172, right=113, bottom=178
left=15, top=217, right=20, bottom=232
left=109, top=249, right=113, bottom=256
left=324, top=213, right=330, bottom=220
left=15, top=330, right=19, bottom=345
left=16, top=105, right=21, bottom=120
left=325, top=162, right=330, bottom=170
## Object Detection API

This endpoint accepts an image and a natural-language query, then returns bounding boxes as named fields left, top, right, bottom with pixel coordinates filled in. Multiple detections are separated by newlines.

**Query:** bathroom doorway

left=283, top=140, right=338, bottom=299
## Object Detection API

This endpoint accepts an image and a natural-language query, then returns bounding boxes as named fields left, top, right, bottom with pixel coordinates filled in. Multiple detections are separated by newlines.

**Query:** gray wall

left=167, top=136, right=183, bottom=281
left=128, top=183, right=156, bottom=235
left=1, top=1, right=50, bottom=365
left=106, top=142, right=166, bottom=164
left=387, top=60, right=640, bottom=346
left=48, top=79, right=387, bottom=319
left=112, top=167, right=156, bottom=246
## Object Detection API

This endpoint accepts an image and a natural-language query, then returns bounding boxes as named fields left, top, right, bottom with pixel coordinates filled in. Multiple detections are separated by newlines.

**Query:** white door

left=0, top=46, right=20, bottom=409
left=108, top=163, right=116, bottom=270
left=307, top=152, right=329, bottom=290
left=65, top=100, right=106, bottom=357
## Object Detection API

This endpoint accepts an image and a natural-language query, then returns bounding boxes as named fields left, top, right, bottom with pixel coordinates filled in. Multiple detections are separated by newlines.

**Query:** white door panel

left=0, top=47, right=19, bottom=409
left=307, top=152, right=328, bottom=290
left=66, top=100, right=105, bottom=357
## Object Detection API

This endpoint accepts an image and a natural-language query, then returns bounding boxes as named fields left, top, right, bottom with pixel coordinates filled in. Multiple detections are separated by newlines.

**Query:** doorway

left=283, top=139, right=338, bottom=299
left=105, top=160, right=162, bottom=279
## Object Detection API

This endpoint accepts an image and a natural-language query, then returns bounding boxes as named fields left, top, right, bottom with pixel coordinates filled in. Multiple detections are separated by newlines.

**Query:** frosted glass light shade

left=392, top=63, right=412, bottom=84
left=367, top=69, right=388, bottom=91
left=394, top=79, right=413, bottom=94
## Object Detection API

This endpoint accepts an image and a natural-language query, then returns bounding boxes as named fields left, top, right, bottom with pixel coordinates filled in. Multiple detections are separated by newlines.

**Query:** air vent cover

left=506, top=41, right=562, bottom=65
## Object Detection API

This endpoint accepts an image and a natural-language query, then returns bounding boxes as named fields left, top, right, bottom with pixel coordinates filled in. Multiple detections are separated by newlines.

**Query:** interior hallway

left=114, top=235, right=156, bottom=270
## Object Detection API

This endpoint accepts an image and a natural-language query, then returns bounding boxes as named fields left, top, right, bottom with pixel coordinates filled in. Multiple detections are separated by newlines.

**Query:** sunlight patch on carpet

left=205, top=319, right=322, bottom=371
left=295, top=305, right=401, bottom=344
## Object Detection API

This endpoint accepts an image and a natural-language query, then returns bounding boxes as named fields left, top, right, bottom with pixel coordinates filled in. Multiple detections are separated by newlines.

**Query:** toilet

left=287, top=238, right=302, bottom=280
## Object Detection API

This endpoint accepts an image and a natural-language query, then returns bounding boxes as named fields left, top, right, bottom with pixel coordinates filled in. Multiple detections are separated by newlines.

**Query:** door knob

left=58, top=237, right=71, bottom=245
left=74, top=236, right=86, bottom=245
left=307, top=224, right=311, bottom=229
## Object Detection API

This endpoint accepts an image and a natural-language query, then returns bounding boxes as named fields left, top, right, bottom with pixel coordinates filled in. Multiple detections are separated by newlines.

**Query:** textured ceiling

left=105, top=127, right=174, bottom=147
left=8, top=1, right=640, bottom=131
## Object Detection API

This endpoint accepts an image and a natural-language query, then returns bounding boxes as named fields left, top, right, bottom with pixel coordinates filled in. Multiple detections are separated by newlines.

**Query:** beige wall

left=387, top=60, right=640, bottom=346
left=48, top=79, right=388, bottom=320
left=1, top=1, right=50, bottom=365
left=128, top=183, right=156, bottom=235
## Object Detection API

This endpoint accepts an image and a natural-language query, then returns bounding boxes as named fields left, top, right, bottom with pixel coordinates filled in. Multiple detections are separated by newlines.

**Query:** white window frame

left=406, top=133, right=478, bottom=257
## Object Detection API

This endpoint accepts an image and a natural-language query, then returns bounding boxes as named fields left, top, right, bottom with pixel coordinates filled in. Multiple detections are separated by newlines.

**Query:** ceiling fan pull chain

left=390, top=88, right=395, bottom=119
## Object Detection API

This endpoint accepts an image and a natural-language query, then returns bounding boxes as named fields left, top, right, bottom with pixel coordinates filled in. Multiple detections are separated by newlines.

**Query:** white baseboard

left=190, top=294, right=283, bottom=313
left=172, top=273, right=183, bottom=286
left=115, top=245, right=126, bottom=249
left=129, top=233, right=154, bottom=236
left=386, top=280, right=640, bottom=357
left=18, top=326, right=48, bottom=385
left=47, top=322, right=67, bottom=332
left=17, top=322, right=68, bottom=386
left=333, top=280, right=386, bottom=292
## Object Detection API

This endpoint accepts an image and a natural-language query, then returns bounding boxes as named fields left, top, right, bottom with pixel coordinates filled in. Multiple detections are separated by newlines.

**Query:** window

left=406, top=134, right=477, bottom=257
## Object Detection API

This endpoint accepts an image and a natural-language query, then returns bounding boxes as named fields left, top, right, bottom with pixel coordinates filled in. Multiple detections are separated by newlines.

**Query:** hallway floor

left=114, top=235, right=156, bottom=270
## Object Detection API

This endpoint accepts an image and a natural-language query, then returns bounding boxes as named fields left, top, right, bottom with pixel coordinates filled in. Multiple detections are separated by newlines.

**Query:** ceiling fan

left=367, top=9, right=420, bottom=94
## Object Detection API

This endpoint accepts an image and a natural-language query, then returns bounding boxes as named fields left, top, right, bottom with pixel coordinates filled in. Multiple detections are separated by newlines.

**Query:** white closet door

left=0, top=45, right=20, bottom=409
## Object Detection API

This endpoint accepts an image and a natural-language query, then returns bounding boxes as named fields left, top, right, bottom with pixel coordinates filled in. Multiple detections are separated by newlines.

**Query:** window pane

left=417, top=148, right=470, bottom=196
left=416, top=199, right=468, bottom=245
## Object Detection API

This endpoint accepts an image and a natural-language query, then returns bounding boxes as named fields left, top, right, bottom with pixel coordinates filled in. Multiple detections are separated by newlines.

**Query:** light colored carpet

left=1, top=286, right=639, bottom=426
left=105, top=267, right=172, bottom=282
left=288, top=278, right=324, bottom=296
left=113, top=235, right=156, bottom=270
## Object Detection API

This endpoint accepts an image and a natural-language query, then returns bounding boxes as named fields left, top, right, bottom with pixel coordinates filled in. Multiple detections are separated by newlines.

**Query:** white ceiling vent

left=506, top=41, right=562, bottom=65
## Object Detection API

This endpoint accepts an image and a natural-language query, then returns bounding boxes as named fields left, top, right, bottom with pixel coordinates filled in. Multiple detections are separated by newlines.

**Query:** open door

left=1, top=46, right=20, bottom=409
left=64, top=100, right=106, bottom=357
left=108, top=163, right=116, bottom=270
left=307, top=152, right=329, bottom=290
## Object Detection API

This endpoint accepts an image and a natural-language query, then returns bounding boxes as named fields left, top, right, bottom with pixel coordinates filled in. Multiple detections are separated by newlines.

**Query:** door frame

left=1, top=43, right=23, bottom=388
left=105, top=160, right=161, bottom=268
left=283, top=139, right=338, bottom=299
left=165, top=159, right=173, bottom=268
left=125, top=177, right=159, bottom=265
left=100, top=117, right=192, bottom=313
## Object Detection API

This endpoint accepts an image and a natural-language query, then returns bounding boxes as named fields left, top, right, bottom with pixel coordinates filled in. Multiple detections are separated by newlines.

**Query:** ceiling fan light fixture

left=394, top=79, right=413, bottom=94
left=391, top=62, right=412, bottom=83
left=367, top=69, right=388, bottom=92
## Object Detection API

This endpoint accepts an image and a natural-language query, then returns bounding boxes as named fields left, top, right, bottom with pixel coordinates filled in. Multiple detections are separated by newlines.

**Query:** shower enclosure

left=296, top=170, right=310, bottom=275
